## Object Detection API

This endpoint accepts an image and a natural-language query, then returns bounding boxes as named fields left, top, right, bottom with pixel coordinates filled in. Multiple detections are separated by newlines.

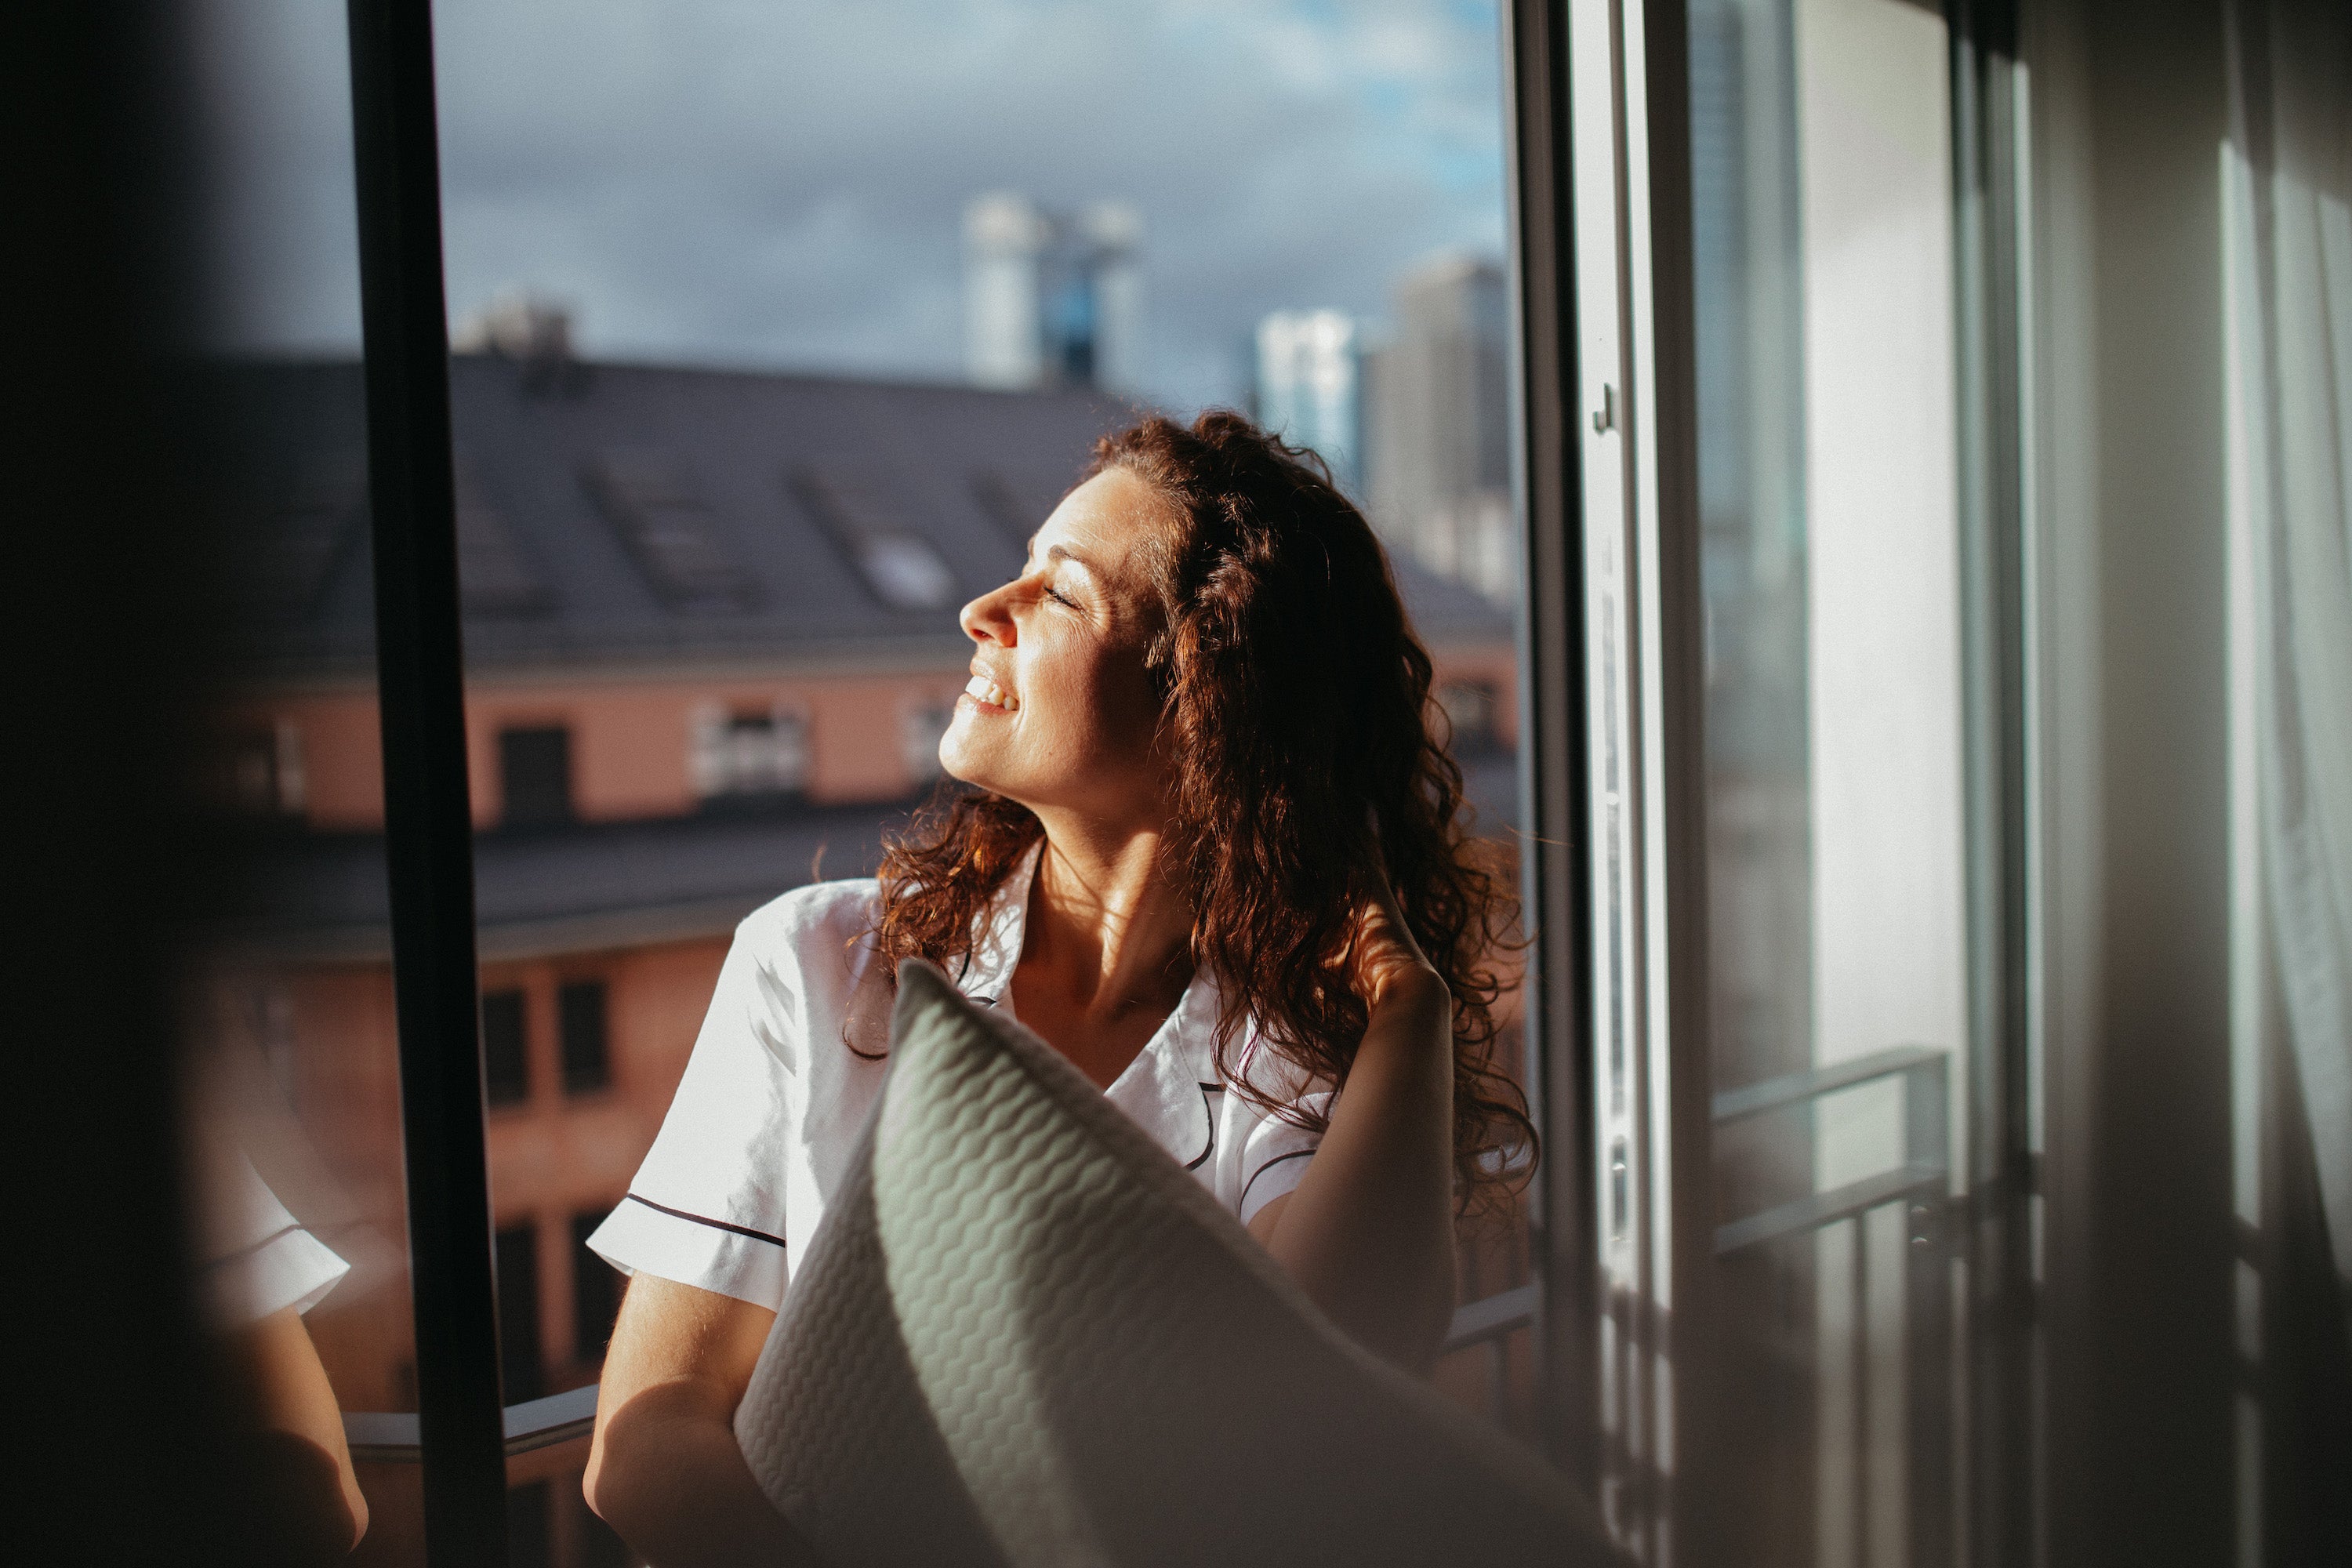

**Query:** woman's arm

left=1247, top=882, right=1459, bottom=1374
left=586, top=1275, right=826, bottom=1567
left=221, top=1304, right=370, bottom=1554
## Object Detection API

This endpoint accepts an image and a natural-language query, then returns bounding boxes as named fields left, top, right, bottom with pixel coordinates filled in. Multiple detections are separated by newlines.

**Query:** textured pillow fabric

left=733, top=959, right=1613, bottom=1568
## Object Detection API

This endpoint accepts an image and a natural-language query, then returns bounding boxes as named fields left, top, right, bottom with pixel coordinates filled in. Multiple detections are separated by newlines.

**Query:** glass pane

left=2220, top=25, right=2352, bottom=1551
left=1688, top=1, right=1965, bottom=1564
left=177, top=1, right=423, bottom=1559
left=430, top=0, right=1537, bottom=1538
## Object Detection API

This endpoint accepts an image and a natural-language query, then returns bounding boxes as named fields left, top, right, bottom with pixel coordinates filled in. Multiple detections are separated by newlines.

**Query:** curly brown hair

left=870, top=410, right=1534, bottom=1213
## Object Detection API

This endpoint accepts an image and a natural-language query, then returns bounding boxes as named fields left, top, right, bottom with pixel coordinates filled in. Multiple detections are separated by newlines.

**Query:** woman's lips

left=963, top=672, right=1018, bottom=711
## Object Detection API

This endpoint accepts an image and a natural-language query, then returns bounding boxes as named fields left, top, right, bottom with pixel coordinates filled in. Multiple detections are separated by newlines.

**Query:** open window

left=140, top=0, right=2348, bottom=1563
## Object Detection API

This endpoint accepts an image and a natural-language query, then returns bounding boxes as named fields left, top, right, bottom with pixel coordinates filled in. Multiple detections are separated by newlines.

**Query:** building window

left=689, top=701, right=811, bottom=804
left=481, top=988, right=528, bottom=1106
left=499, top=724, right=574, bottom=827
left=223, top=720, right=307, bottom=818
left=558, top=979, right=610, bottom=1094
left=901, top=696, right=953, bottom=787
left=494, top=1221, right=543, bottom=1403
left=1436, top=678, right=1501, bottom=755
left=571, top=1211, right=622, bottom=1363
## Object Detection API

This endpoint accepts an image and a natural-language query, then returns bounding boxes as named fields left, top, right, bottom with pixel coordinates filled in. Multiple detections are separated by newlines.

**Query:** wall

left=225, top=643, right=1519, bottom=829
left=479, top=938, right=730, bottom=1392
left=281, top=935, right=730, bottom=1410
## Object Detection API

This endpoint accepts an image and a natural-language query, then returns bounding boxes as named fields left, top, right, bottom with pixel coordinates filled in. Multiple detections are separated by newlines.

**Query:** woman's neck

left=1020, top=811, right=1195, bottom=1024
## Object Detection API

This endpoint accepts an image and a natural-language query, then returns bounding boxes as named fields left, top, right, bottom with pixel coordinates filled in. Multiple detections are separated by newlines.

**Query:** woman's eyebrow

left=1018, top=533, right=1094, bottom=575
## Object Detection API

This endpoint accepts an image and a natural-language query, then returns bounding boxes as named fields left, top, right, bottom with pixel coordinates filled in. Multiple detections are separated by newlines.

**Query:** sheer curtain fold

left=2225, top=0, right=2352, bottom=1312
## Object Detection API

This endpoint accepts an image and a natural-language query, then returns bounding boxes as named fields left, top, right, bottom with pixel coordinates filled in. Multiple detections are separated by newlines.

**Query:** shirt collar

left=952, top=839, right=1042, bottom=1007
left=957, top=838, right=1226, bottom=1091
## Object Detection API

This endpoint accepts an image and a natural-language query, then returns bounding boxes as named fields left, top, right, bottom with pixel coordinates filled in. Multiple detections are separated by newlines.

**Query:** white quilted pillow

left=733, top=959, right=1612, bottom=1568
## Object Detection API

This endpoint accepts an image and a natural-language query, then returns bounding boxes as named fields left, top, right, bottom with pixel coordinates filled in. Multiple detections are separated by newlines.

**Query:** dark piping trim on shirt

left=1184, top=1082, right=1225, bottom=1171
left=622, top=1192, right=788, bottom=1250
left=201, top=1222, right=303, bottom=1272
left=1239, top=1147, right=1317, bottom=1214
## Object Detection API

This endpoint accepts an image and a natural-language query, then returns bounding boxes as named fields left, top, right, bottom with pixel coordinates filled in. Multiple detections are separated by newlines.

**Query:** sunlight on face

left=939, top=467, right=1169, bottom=825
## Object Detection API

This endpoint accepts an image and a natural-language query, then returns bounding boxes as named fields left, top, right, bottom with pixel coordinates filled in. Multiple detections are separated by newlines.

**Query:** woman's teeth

left=964, top=673, right=1017, bottom=710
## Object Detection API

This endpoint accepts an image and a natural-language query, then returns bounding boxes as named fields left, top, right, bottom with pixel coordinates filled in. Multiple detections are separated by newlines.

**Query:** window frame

left=1502, top=0, right=1602, bottom=1490
left=345, top=0, right=510, bottom=1557
left=1533, top=1, right=2040, bottom=1562
left=344, top=2, right=1613, bottom=1559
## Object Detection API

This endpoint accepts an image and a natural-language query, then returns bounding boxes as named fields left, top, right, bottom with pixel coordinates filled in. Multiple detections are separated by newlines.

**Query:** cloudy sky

left=194, top=0, right=1508, bottom=411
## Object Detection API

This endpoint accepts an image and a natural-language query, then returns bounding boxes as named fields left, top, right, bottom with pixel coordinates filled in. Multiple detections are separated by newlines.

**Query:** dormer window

left=584, top=451, right=759, bottom=613
left=244, top=452, right=365, bottom=619
left=855, top=532, right=958, bottom=611
left=791, top=466, right=962, bottom=612
left=454, top=464, right=551, bottom=616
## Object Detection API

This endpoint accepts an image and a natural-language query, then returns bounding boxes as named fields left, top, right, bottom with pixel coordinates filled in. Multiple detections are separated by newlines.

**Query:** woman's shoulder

left=736, top=877, right=884, bottom=956
left=1187, top=979, right=1334, bottom=1110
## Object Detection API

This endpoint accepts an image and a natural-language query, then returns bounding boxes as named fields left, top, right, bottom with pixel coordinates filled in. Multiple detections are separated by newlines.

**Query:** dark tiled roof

left=226, top=754, right=1522, bottom=958
left=217, top=355, right=1509, bottom=677
left=231, top=796, right=907, bottom=962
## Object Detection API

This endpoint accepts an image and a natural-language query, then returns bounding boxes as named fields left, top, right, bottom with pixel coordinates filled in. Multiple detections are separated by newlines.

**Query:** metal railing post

left=1907, top=1056, right=1955, bottom=1568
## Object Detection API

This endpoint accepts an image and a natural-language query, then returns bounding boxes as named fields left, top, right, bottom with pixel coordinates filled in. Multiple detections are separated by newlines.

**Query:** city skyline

left=189, top=0, right=1508, bottom=412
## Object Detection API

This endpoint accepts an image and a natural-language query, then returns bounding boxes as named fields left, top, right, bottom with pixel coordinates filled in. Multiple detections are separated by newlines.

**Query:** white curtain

left=2225, top=0, right=2352, bottom=1314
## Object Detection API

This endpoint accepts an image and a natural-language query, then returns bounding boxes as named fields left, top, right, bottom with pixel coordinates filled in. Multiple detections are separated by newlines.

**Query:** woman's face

left=939, top=467, right=1171, bottom=824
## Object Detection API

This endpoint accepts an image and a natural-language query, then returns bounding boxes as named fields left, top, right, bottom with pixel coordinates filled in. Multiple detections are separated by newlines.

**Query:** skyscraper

left=1254, top=309, right=1362, bottom=493
left=1364, top=252, right=1514, bottom=601
left=963, top=194, right=1143, bottom=394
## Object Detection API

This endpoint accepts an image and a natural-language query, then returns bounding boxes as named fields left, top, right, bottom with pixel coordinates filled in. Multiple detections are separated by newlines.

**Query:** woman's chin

left=933, top=739, right=997, bottom=796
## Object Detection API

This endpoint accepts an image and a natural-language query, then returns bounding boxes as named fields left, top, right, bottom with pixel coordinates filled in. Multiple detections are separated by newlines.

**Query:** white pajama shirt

left=588, top=844, right=1329, bottom=1310
left=198, top=1145, right=351, bottom=1327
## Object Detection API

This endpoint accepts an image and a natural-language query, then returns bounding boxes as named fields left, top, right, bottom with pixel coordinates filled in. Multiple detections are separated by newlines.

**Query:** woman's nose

left=960, top=581, right=1015, bottom=646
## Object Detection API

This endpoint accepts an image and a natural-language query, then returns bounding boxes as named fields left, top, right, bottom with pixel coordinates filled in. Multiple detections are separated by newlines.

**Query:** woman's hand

left=1340, top=869, right=1449, bottom=1015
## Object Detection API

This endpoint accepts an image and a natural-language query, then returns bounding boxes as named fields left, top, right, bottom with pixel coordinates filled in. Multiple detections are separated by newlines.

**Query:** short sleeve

left=586, top=909, right=804, bottom=1309
left=201, top=1151, right=350, bottom=1327
left=1235, top=1089, right=1333, bottom=1226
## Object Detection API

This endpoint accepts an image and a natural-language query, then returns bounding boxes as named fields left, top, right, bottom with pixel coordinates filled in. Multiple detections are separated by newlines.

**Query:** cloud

left=192, top=0, right=1507, bottom=409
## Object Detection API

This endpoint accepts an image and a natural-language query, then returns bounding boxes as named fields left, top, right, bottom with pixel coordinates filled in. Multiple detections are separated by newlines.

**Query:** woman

left=583, top=412, right=1533, bottom=1566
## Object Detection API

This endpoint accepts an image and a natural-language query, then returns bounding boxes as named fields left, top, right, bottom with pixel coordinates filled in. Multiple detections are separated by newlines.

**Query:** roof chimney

left=452, top=290, right=582, bottom=395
